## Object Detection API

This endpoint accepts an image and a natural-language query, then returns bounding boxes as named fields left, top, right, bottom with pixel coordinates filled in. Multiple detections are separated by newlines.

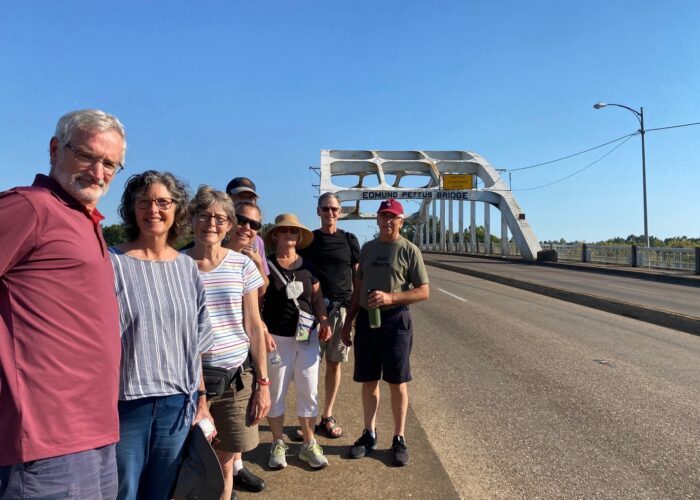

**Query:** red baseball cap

left=377, top=199, right=404, bottom=217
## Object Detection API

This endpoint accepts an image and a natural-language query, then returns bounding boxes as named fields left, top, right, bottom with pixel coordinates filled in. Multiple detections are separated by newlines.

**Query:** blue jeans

left=116, top=394, right=192, bottom=500
left=0, top=444, right=117, bottom=499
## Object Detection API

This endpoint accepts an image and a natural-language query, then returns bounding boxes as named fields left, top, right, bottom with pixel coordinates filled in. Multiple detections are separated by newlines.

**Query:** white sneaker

left=269, top=439, right=289, bottom=469
left=299, top=439, right=329, bottom=468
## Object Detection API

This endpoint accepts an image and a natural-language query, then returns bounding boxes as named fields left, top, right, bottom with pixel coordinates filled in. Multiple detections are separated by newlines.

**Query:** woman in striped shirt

left=184, top=186, right=271, bottom=500
left=110, top=171, right=214, bottom=500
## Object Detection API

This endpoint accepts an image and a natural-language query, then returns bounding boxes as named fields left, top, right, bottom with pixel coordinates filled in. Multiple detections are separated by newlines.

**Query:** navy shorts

left=353, top=307, right=413, bottom=384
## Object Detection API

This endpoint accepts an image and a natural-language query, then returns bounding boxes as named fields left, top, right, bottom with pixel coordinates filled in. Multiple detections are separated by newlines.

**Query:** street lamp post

left=593, top=102, right=649, bottom=247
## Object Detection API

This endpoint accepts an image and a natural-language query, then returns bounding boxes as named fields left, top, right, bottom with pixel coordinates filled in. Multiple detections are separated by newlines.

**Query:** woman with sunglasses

left=109, top=171, right=214, bottom=500
left=227, top=200, right=269, bottom=296
left=183, top=187, right=270, bottom=500
left=262, top=214, right=332, bottom=470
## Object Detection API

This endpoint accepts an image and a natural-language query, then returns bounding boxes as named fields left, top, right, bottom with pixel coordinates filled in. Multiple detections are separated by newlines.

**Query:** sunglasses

left=277, top=227, right=300, bottom=234
left=236, top=214, right=262, bottom=231
left=320, top=206, right=340, bottom=213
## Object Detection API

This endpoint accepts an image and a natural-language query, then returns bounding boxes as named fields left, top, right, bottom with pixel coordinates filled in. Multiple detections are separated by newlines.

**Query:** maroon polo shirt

left=0, top=174, right=120, bottom=466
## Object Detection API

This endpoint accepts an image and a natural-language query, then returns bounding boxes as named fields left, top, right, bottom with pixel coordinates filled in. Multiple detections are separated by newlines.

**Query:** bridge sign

left=443, top=174, right=473, bottom=190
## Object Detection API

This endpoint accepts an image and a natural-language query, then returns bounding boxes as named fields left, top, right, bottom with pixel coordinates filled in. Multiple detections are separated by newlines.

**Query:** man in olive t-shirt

left=341, top=199, right=429, bottom=467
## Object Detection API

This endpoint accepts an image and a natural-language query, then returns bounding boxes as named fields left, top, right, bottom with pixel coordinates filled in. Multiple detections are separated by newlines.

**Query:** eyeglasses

left=197, top=211, right=230, bottom=225
left=278, top=227, right=299, bottom=234
left=65, top=143, right=123, bottom=174
left=236, top=214, right=262, bottom=231
left=320, top=206, right=340, bottom=213
left=135, top=197, right=175, bottom=210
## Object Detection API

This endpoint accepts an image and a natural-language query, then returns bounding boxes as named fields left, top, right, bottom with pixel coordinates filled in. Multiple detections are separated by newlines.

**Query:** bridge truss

left=319, top=149, right=542, bottom=261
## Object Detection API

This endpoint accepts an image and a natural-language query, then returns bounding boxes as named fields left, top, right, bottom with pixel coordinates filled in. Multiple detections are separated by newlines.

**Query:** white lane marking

left=606, top=284, right=664, bottom=295
left=438, top=288, right=468, bottom=302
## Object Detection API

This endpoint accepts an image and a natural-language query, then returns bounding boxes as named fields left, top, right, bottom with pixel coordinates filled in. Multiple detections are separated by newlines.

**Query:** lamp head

left=593, top=102, right=607, bottom=109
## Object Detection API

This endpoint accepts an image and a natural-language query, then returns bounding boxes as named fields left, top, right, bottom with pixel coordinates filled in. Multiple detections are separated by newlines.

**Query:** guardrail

left=421, top=242, right=700, bottom=274
left=543, top=244, right=699, bottom=274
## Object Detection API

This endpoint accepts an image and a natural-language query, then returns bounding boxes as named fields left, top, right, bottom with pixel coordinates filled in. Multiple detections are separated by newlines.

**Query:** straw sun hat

left=264, top=213, right=314, bottom=249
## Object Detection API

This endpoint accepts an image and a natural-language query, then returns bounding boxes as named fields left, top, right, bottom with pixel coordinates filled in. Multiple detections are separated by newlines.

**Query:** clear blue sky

left=1, top=1, right=698, bottom=244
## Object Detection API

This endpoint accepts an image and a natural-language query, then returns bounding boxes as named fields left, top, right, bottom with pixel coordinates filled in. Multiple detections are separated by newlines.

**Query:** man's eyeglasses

left=135, top=197, right=174, bottom=210
left=320, top=206, right=340, bottom=213
left=197, top=211, right=230, bottom=226
left=65, top=143, right=123, bottom=174
left=236, top=214, right=262, bottom=231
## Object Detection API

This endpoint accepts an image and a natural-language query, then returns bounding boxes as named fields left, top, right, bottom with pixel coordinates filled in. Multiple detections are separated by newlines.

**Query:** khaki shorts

left=320, top=304, right=350, bottom=363
left=208, top=368, right=259, bottom=453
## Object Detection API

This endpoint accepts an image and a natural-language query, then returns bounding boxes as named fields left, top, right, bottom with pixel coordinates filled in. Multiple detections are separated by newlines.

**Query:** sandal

left=316, top=416, right=343, bottom=438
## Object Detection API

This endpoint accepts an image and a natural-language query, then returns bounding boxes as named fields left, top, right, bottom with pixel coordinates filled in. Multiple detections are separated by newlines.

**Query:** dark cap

left=377, top=199, right=404, bottom=217
left=226, top=177, right=258, bottom=197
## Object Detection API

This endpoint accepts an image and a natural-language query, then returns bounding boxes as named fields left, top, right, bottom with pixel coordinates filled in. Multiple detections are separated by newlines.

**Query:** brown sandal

left=317, top=416, right=343, bottom=438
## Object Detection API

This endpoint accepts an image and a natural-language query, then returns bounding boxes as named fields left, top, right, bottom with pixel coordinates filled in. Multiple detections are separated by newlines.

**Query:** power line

left=509, top=120, right=698, bottom=172
left=509, top=132, right=637, bottom=172
left=511, top=134, right=635, bottom=192
left=646, top=121, right=700, bottom=132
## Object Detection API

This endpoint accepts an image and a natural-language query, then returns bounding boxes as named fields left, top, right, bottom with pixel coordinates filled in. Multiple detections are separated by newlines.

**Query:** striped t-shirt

left=196, top=250, right=263, bottom=370
left=109, top=248, right=214, bottom=400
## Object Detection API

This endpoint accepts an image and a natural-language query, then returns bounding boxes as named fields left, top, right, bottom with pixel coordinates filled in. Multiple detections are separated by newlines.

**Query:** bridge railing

left=541, top=244, right=698, bottom=273
left=427, top=241, right=700, bottom=274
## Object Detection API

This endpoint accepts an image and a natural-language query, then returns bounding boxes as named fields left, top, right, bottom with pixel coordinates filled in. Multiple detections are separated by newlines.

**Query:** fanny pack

left=202, top=357, right=250, bottom=398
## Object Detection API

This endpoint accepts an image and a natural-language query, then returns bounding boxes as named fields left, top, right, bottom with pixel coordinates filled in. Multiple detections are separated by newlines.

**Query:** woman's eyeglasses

left=236, top=214, right=262, bottom=231
left=277, top=227, right=299, bottom=234
left=135, top=197, right=174, bottom=210
left=197, top=211, right=230, bottom=226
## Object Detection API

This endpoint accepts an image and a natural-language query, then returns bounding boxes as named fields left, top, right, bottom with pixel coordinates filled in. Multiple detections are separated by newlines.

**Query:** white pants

left=268, top=333, right=320, bottom=418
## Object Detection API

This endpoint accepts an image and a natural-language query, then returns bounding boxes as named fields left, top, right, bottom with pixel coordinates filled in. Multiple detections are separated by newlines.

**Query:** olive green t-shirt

left=358, top=236, right=429, bottom=310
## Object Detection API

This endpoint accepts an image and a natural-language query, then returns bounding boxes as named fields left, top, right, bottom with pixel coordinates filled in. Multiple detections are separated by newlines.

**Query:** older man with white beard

left=0, top=110, right=125, bottom=499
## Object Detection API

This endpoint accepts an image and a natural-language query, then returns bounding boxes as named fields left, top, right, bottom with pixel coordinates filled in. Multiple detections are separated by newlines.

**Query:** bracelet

left=256, top=377, right=271, bottom=386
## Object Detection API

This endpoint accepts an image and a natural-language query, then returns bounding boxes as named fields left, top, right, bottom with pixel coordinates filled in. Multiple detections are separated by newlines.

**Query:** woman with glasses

left=109, top=171, right=214, bottom=500
left=183, top=187, right=271, bottom=500
left=262, top=214, right=332, bottom=470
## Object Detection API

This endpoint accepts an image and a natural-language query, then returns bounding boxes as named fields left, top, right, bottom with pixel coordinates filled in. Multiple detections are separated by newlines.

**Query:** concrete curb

left=425, top=259, right=700, bottom=337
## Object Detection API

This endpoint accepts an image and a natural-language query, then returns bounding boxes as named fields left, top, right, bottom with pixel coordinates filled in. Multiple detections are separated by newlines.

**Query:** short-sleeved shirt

left=262, top=257, right=318, bottom=337
left=299, top=229, right=360, bottom=306
left=256, top=235, right=270, bottom=276
left=0, top=174, right=121, bottom=466
left=109, top=249, right=214, bottom=400
left=358, top=236, right=429, bottom=310
left=197, top=250, right=264, bottom=370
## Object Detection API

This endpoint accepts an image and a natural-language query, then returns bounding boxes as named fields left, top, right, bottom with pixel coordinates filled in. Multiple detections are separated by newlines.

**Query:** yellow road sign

left=442, top=174, right=473, bottom=190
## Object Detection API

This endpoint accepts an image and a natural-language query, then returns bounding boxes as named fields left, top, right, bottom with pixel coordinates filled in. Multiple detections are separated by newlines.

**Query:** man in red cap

left=341, top=198, right=429, bottom=466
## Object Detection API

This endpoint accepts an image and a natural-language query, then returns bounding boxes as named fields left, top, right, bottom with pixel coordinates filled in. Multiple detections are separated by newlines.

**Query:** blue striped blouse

left=109, top=248, right=214, bottom=400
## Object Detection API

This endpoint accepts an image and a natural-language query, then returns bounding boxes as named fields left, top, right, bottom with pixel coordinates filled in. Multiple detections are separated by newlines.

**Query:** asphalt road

left=423, top=254, right=700, bottom=318
left=238, top=264, right=698, bottom=499
left=409, top=266, right=700, bottom=498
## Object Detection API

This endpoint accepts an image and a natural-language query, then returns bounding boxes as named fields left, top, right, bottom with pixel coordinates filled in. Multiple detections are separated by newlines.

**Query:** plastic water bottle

left=269, top=351, right=281, bottom=365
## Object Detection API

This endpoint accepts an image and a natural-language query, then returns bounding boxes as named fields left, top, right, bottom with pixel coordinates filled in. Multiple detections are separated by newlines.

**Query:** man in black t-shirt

left=299, top=192, right=360, bottom=439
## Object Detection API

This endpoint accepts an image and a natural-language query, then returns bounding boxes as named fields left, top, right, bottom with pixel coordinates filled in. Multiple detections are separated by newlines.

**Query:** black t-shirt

left=299, top=229, right=360, bottom=306
left=262, top=257, right=319, bottom=337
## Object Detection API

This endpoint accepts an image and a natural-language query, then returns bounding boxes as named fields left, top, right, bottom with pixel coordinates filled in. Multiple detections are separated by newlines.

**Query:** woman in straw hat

left=262, top=213, right=332, bottom=470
